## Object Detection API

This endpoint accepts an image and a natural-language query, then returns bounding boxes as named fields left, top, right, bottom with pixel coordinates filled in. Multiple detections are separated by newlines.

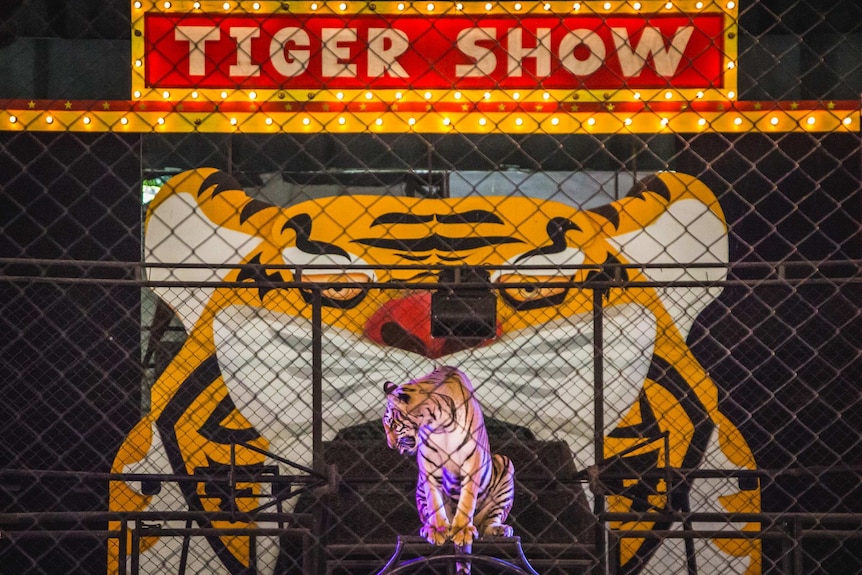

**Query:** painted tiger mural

left=382, top=366, right=515, bottom=567
left=109, top=167, right=761, bottom=575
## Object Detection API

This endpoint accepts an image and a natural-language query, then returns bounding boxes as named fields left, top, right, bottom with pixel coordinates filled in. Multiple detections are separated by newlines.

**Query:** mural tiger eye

left=109, top=167, right=760, bottom=575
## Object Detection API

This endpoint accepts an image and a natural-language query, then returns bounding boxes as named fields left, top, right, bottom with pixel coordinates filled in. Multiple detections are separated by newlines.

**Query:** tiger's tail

left=454, top=543, right=472, bottom=575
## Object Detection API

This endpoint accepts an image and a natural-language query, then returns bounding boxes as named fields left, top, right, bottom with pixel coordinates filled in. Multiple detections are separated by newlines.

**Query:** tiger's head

left=382, top=382, right=419, bottom=455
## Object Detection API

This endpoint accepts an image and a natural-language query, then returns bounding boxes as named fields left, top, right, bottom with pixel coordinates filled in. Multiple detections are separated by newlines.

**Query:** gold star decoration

left=176, top=103, right=184, bottom=112
left=606, top=103, right=615, bottom=111
left=827, top=101, right=836, bottom=110
left=461, top=104, right=469, bottom=111
left=322, top=103, right=330, bottom=111
left=498, top=104, right=506, bottom=111
left=570, top=103, right=579, bottom=112
left=535, top=104, right=543, bottom=112
left=360, top=103, right=367, bottom=111
left=791, top=102, right=799, bottom=110
left=64, top=101, right=72, bottom=109
left=284, top=103, right=294, bottom=111
left=754, top=102, right=762, bottom=110
left=102, top=101, right=111, bottom=110
left=28, top=101, right=35, bottom=109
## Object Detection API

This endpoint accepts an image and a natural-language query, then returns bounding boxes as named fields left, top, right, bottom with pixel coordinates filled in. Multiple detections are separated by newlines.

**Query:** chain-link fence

left=1, top=1, right=861, bottom=574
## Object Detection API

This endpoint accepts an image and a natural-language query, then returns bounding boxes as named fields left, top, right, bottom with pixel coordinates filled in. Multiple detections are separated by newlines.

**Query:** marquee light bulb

left=698, top=117, right=707, bottom=126
left=479, top=117, right=487, bottom=126
left=338, top=116, right=346, bottom=125
left=83, top=116, right=91, bottom=125
left=375, top=118, right=383, bottom=126
left=515, top=117, right=523, bottom=126
left=249, top=91, right=257, bottom=100
left=807, top=116, right=815, bottom=125
left=9, top=115, right=17, bottom=123
left=265, top=117, right=273, bottom=125
left=770, top=116, right=779, bottom=125
left=192, top=91, right=199, bottom=99
left=408, top=117, right=416, bottom=126
left=303, top=117, right=311, bottom=126
left=844, top=117, right=853, bottom=125
left=551, top=117, right=559, bottom=126
left=220, top=91, right=228, bottom=99
left=734, top=117, right=742, bottom=125
left=573, top=2, right=581, bottom=10
left=728, top=90, right=736, bottom=99
left=587, top=118, right=596, bottom=126
left=395, top=92, right=403, bottom=100
left=157, top=117, right=165, bottom=125
left=45, top=115, right=54, bottom=124
left=230, top=117, right=238, bottom=126
left=603, top=2, right=611, bottom=9
left=121, top=117, right=129, bottom=125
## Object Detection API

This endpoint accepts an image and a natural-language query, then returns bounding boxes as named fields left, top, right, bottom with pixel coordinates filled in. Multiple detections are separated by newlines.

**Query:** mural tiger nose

left=365, top=288, right=502, bottom=358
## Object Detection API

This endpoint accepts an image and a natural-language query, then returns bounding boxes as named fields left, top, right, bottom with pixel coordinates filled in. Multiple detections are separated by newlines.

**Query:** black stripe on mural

left=155, top=355, right=257, bottom=575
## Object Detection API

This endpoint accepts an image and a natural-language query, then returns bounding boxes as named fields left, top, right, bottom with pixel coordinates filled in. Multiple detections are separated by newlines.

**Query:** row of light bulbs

left=135, top=0, right=736, bottom=11
left=7, top=112, right=853, bottom=130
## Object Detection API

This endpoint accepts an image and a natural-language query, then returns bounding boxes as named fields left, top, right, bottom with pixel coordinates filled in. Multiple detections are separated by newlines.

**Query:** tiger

left=382, top=366, right=515, bottom=562
left=109, top=167, right=761, bottom=575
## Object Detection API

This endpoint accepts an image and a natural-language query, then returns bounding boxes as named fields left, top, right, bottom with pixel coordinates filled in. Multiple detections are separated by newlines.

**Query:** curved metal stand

left=375, top=535, right=541, bottom=575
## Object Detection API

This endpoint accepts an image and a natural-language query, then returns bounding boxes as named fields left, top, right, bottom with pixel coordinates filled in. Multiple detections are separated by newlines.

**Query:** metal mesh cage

left=0, top=1, right=861, bottom=574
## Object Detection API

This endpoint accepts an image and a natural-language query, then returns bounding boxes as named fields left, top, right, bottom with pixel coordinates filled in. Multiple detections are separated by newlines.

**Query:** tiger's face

left=382, top=399, right=418, bottom=455
left=145, top=168, right=729, bottom=468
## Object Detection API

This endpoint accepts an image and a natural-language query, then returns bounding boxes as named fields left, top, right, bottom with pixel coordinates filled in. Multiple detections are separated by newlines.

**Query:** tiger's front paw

left=449, top=521, right=478, bottom=547
left=421, top=519, right=450, bottom=546
left=482, top=523, right=514, bottom=538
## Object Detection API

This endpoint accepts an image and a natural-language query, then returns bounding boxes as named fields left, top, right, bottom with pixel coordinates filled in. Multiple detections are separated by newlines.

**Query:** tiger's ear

left=144, top=168, right=283, bottom=330
left=383, top=381, right=397, bottom=395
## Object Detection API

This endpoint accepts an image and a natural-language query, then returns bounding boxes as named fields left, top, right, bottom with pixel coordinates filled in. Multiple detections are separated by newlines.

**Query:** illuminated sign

left=144, top=13, right=727, bottom=93
left=133, top=1, right=738, bottom=103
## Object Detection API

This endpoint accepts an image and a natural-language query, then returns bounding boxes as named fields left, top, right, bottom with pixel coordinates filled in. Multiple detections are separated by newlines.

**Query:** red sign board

left=143, top=12, right=728, bottom=92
